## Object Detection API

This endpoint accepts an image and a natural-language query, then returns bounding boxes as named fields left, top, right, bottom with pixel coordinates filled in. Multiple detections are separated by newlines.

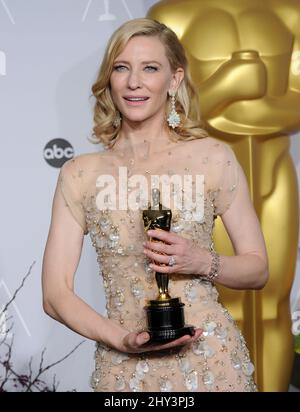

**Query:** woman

left=42, top=18, right=268, bottom=392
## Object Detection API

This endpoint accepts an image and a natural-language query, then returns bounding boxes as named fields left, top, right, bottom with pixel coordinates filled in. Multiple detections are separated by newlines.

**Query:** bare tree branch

left=25, top=341, right=85, bottom=392
left=1, top=261, right=36, bottom=314
left=0, top=262, right=83, bottom=392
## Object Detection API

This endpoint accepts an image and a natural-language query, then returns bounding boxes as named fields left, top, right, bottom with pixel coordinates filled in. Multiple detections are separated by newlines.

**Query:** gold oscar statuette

left=142, top=188, right=195, bottom=342
left=148, top=0, right=300, bottom=391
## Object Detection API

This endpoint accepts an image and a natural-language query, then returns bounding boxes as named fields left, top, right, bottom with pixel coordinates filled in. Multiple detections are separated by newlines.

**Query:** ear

left=169, top=67, right=184, bottom=93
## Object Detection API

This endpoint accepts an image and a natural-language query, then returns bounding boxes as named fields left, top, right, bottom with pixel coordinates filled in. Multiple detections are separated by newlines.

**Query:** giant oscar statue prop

left=142, top=188, right=195, bottom=342
left=148, top=0, right=300, bottom=391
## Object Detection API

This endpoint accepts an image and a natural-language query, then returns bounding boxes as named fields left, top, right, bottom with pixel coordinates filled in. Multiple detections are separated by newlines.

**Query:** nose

left=127, top=69, right=141, bottom=89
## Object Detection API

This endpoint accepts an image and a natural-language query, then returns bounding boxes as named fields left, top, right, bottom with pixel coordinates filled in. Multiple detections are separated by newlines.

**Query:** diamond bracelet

left=206, top=249, right=220, bottom=282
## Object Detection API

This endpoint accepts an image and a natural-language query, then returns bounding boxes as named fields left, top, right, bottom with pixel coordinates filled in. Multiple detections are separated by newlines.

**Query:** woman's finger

left=143, top=240, right=174, bottom=255
left=135, top=332, right=151, bottom=346
left=148, top=262, right=174, bottom=273
left=147, top=229, right=181, bottom=244
left=137, top=328, right=203, bottom=352
left=143, top=248, right=172, bottom=265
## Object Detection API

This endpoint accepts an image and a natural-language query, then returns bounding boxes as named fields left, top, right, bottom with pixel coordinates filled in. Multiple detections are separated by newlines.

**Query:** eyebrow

left=113, top=60, right=162, bottom=67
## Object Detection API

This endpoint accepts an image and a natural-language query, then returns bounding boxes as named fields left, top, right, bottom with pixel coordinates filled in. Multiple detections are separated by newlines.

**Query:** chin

left=124, top=114, right=151, bottom=123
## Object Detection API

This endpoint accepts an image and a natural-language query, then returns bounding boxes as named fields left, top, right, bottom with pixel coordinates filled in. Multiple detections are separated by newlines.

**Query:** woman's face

left=110, top=35, right=183, bottom=124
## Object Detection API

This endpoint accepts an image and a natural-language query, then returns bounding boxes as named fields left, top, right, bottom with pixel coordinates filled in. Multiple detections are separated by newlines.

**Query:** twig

left=1, top=261, right=36, bottom=314
left=0, top=262, right=83, bottom=391
left=25, top=341, right=84, bottom=392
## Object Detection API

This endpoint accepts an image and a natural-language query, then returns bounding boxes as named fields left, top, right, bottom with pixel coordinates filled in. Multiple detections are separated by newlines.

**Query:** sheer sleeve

left=209, top=142, right=240, bottom=217
left=57, top=158, right=88, bottom=235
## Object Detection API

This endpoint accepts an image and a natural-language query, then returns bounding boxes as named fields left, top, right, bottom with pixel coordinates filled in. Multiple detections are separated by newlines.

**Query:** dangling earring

left=167, top=90, right=180, bottom=129
left=113, top=110, right=121, bottom=128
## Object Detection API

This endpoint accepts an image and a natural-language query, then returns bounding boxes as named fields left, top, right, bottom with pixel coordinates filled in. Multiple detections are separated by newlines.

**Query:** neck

left=111, top=115, right=177, bottom=159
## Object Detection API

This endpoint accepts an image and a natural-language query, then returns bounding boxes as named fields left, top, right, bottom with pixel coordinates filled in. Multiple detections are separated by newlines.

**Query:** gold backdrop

left=148, top=0, right=300, bottom=392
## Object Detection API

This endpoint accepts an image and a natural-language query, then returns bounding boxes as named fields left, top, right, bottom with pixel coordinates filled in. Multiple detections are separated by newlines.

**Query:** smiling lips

left=123, top=96, right=150, bottom=105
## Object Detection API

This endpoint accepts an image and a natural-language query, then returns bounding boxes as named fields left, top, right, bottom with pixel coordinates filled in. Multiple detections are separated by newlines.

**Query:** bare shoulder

left=73, top=150, right=109, bottom=164
left=61, top=150, right=110, bottom=172
left=184, top=136, right=232, bottom=158
left=204, top=136, right=232, bottom=151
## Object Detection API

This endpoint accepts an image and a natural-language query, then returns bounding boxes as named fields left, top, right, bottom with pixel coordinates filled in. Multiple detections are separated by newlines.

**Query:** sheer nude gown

left=55, top=136, right=257, bottom=392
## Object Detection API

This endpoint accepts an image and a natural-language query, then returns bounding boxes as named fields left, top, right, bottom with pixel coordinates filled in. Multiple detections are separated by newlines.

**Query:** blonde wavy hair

left=90, top=18, right=208, bottom=147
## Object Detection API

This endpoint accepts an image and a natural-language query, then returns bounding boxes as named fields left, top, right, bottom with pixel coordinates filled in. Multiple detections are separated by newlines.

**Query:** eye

left=144, top=65, right=158, bottom=72
left=113, top=65, right=128, bottom=72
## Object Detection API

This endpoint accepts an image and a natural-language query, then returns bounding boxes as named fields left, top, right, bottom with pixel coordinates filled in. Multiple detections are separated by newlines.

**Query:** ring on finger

left=168, top=255, right=176, bottom=267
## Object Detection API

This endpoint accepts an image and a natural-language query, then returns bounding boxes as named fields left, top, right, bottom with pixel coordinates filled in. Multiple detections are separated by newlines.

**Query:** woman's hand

left=143, top=229, right=211, bottom=276
left=117, top=328, right=203, bottom=354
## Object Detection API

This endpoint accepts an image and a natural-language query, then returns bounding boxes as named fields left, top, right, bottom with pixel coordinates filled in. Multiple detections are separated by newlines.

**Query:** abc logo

left=44, top=138, right=74, bottom=168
